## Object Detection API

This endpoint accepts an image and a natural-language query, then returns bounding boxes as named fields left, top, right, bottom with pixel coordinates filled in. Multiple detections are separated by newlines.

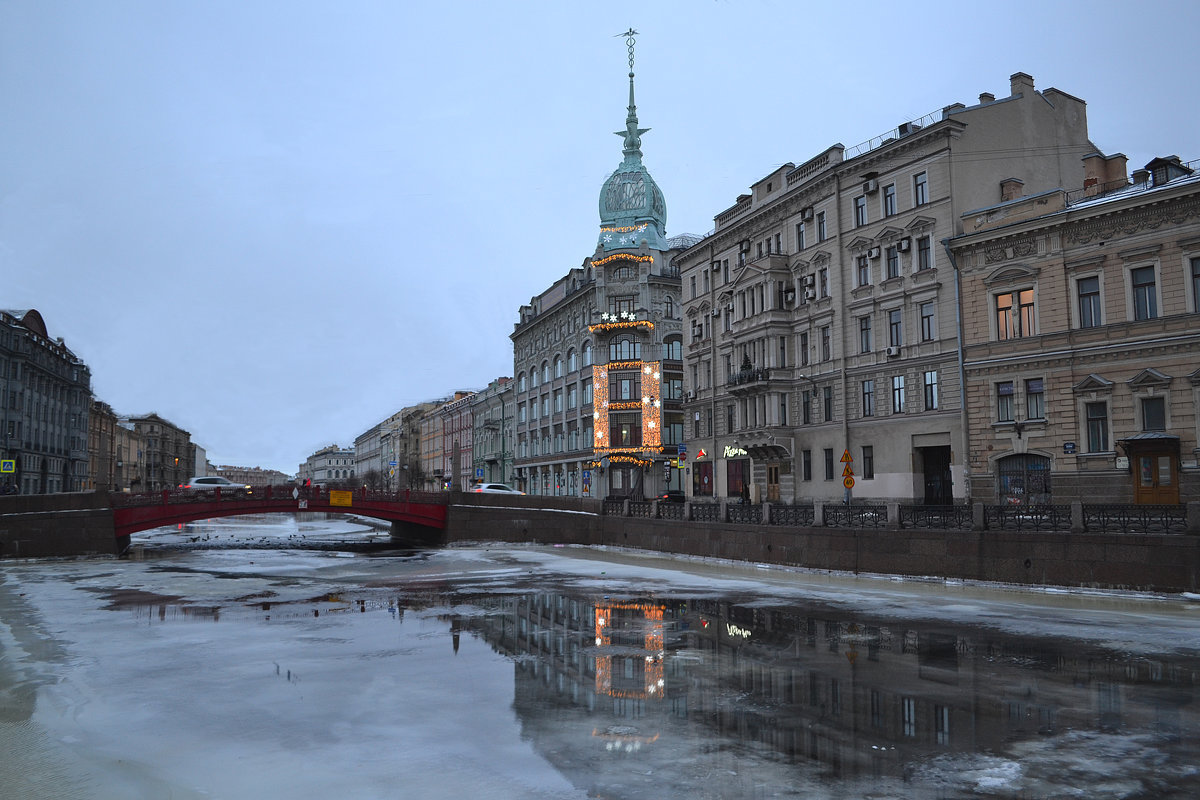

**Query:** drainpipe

left=941, top=237, right=971, bottom=504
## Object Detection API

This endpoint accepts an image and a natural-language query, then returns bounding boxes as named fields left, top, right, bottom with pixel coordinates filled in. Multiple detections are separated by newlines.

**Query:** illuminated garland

left=588, top=320, right=654, bottom=333
left=591, top=253, right=654, bottom=268
left=605, top=360, right=643, bottom=370
left=599, top=224, right=649, bottom=234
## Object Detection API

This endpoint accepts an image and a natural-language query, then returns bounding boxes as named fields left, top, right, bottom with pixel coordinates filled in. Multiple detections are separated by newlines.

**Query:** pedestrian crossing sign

left=0, top=459, right=14, bottom=473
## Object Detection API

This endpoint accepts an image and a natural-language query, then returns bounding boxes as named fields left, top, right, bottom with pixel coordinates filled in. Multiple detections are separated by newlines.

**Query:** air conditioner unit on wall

left=898, top=238, right=911, bottom=252
left=711, top=309, right=721, bottom=317
left=868, top=247, right=881, bottom=259
left=804, top=288, right=817, bottom=301
left=803, top=274, right=816, bottom=288
left=863, top=179, right=878, bottom=194
left=886, top=345, right=901, bottom=357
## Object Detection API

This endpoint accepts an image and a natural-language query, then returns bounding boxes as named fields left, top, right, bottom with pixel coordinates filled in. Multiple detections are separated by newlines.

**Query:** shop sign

left=723, top=445, right=747, bottom=458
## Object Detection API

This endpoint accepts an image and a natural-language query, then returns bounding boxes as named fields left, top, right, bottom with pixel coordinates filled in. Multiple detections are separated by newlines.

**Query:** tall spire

left=617, top=28, right=649, bottom=165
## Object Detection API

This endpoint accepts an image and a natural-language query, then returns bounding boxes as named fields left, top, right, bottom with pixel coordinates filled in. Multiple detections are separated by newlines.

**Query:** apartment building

left=470, top=376, right=514, bottom=486
left=438, top=391, right=477, bottom=492
left=298, top=444, right=355, bottom=486
left=511, top=51, right=688, bottom=499
left=128, top=413, right=193, bottom=491
left=0, top=309, right=92, bottom=494
left=950, top=155, right=1200, bottom=504
left=677, top=73, right=1097, bottom=504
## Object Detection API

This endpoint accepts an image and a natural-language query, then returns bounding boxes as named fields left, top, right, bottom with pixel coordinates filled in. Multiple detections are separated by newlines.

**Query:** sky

left=3, top=0, right=1198, bottom=475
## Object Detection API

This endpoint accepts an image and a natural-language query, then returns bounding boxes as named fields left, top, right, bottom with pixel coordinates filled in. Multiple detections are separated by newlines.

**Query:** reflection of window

left=1026, top=378, right=1045, bottom=419
left=1085, top=401, right=1109, bottom=452
left=1131, top=266, right=1157, bottom=320
left=1141, top=396, right=1166, bottom=431
left=1077, top=276, right=1101, bottom=328
left=997, top=453, right=1052, bottom=504
left=996, top=289, right=1035, bottom=339
left=996, top=381, right=1014, bottom=422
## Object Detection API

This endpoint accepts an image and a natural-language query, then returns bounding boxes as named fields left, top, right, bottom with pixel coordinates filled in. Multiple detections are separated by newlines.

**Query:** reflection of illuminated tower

left=593, top=601, right=665, bottom=700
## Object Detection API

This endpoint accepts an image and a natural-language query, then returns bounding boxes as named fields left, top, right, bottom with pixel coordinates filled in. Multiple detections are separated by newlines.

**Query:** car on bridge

left=471, top=483, right=525, bottom=495
left=179, top=476, right=252, bottom=497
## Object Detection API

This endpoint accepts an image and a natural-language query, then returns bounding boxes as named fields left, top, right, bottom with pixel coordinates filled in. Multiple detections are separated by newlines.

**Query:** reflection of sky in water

left=1, top=515, right=1198, bottom=798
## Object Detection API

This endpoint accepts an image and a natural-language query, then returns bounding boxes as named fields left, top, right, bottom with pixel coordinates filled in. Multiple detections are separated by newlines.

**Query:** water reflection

left=449, top=592, right=1198, bottom=797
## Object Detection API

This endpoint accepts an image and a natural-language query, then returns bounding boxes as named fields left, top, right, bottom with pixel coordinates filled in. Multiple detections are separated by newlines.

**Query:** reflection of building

left=677, top=73, right=1101, bottom=504
left=951, top=155, right=1200, bottom=504
left=511, top=34, right=689, bottom=499
left=456, top=587, right=1200, bottom=794
left=1, top=309, right=92, bottom=494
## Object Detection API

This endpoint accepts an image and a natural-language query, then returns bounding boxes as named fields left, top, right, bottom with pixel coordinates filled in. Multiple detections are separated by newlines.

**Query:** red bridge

left=110, top=486, right=449, bottom=538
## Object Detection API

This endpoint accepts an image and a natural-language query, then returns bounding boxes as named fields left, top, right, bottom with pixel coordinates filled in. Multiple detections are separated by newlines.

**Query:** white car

left=179, top=476, right=252, bottom=496
left=471, top=483, right=524, bottom=495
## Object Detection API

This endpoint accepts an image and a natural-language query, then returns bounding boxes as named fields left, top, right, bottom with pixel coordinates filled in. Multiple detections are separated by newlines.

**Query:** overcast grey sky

left=3, top=0, right=1197, bottom=475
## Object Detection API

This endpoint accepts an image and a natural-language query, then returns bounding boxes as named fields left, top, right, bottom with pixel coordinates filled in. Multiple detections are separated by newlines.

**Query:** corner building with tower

left=511, top=34, right=692, bottom=499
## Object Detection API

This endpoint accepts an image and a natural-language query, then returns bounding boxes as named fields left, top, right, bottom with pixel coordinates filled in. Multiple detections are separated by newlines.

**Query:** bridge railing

left=107, top=485, right=451, bottom=508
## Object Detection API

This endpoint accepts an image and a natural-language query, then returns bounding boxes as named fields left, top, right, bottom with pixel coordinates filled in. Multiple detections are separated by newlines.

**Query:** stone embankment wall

left=0, top=492, right=120, bottom=558
left=444, top=495, right=1200, bottom=593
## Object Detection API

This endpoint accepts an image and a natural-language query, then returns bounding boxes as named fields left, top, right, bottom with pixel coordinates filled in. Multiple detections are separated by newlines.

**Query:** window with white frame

left=1076, top=275, right=1102, bottom=328
left=857, top=255, right=871, bottom=287
left=1085, top=401, right=1109, bottom=452
left=862, top=380, right=875, bottom=417
left=859, top=315, right=872, bottom=353
left=913, top=172, right=928, bottom=206
left=883, top=183, right=896, bottom=217
left=1130, top=265, right=1158, bottom=320
left=886, top=245, right=900, bottom=279
left=888, top=308, right=903, bottom=347
left=996, top=381, right=1014, bottom=422
left=892, top=376, right=905, bottom=413
left=917, top=235, right=932, bottom=270
left=1026, top=378, right=1045, bottom=420
left=920, top=301, right=936, bottom=341
left=923, top=370, right=939, bottom=410
left=854, top=196, right=868, bottom=227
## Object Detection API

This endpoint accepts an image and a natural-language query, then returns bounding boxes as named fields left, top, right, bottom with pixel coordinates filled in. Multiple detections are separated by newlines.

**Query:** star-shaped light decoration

left=603, top=234, right=612, bottom=242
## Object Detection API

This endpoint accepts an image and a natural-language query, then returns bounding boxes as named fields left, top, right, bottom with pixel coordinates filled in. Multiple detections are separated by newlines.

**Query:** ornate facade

left=676, top=73, right=1097, bottom=504
left=951, top=155, right=1200, bottom=503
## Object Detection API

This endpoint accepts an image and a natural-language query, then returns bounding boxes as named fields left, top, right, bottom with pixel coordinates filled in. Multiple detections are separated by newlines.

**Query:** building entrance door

left=766, top=464, right=780, bottom=502
left=921, top=446, right=953, bottom=505
left=1132, top=449, right=1178, bottom=505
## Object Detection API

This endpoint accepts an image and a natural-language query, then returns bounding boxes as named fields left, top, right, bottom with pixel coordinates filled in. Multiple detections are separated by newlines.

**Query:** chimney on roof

left=979, top=92, right=995, bottom=104
left=1000, top=178, right=1024, bottom=202
left=1082, top=152, right=1130, bottom=196
left=1010, top=72, right=1035, bottom=97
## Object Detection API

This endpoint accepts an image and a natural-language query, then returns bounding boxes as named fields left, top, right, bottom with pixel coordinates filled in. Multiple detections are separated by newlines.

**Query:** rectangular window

left=903, top=697, right=916, bottom=737
left=886, top=246, right=899, bottom=279
left=802, top=450, right=813, bottom=481
left=996, top=381, right=1014, bottom=422
left=823, top=386, right=834, bottom=422
left=818, top=267, right=829, bottom=298
left=862, top=445, right=874, bottom=479
left=995, top=289, right=1035, bottom=339
left=1142, top=396, right=1166, bottom=431
left=800, top=332, right=810, bottom=366
left=802, top=390, right=812, bottom=425
left=883, top=183, right=896, bottom=216
left=779, top=335, right=788, bottom=368
left=821, top=326, right=831, bottom=361
left=917, top=235, right=932, bottom=271
left=888, top=309, right=903, bottom=347
left=1131, top=266, right=1158, bottom=320
left=923, top=371, right=939, bottom=411
left=795, top=222, right=806, bottom=250
left=892, top=376, right=905, bottom=414
left=862, top=380, right=874, bottom=417
left=1077, top=275, right=1101, bottom=328
left=726, top=403, right=735, bottom=434
left=553, top=389, right=563, bottom=413
left=857, top=255, right=871, bottom=287
left=920, top=301, right=935, bottom=341
left=914, top=172, right=928, bottom=206
left=824, top=448, right=834, bottom=480
left=859, top=315, right=872, bottom=353
left=1192, top=257, right=1200, bottom=312
left=854, top=196, right=867, bottom=227
left=1025, top=378, right=1045, bottom=420
left=817, top=211, right=827, bottom=242
left=689, top=275, right=696, bottom=298
left=1086, top=401, right=1109, bottom=452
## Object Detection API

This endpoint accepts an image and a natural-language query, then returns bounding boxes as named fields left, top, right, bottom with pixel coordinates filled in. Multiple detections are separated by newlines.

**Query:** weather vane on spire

left=613, top=28, right=647, bottom=160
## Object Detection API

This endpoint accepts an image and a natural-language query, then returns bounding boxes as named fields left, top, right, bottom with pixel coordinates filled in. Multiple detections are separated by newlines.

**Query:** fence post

left=1187, top=501, right=1200, bottom=535
left=1071, top=501, right=1085, bottom=534
left=763, top=502, right=772, bottom=525
left=651, top=499, right=660, bottom=519
left=887, top=502, right=900, bottom=528
left=683, top=501, right=691, bottom=521
left=813, top=501, right=825, bottom=527
left=972, top=502, right=985, bottom=531
left=719, top=498, right=729, bottom=523
left=622, top=499, right=630, bottom=517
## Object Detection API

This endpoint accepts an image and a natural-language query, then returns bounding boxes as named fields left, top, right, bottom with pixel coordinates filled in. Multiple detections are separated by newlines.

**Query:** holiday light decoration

left=594, top=602, right=665, bottom=699
left=588, top=319, right=654, bottom=333
left=599, top=223, right=649, bottom=234
left=591, top=253, right=654, bottom=268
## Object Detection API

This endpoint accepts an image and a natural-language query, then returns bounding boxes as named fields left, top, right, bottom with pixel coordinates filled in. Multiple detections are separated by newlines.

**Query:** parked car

left=472, top=483, right=525, bottom=495
left=658, top=490, right=686, bottom=503
left=179, top=476, right=252, bottom=497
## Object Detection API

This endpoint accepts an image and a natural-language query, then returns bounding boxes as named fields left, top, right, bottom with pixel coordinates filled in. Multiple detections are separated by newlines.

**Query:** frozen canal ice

left=2, top=513, right=1199, bottom=798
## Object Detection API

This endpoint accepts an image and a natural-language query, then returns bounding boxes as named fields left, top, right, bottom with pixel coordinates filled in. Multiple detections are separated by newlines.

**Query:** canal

left=2, top=514, right=1198, bottom=798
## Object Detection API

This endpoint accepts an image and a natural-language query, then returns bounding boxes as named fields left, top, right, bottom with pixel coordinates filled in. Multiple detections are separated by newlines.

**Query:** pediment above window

left=906, top=215, right=937, bottom=232
left=848, top=236, right=874, bottom=252
left=1072, top=374, right=1113, bottom=394
left=810, top=250, right=832, bottom=266
left=876, top=226, right=905, bottom=242
left=983, top=264, right=1040, bottom=285
left=1128, top=368, right=1172, bottom=389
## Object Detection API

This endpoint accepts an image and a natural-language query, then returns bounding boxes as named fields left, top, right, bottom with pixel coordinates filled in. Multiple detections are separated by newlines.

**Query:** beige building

left=470, top=377, right=514, bottom=486
left=950, top=155, right=1200, bottom=504
left=677, top=72, right=1098, bottom=504
left=298, top=444, right=354, bottom=487
left=128, top=413, right=193, bottom=491
left=213, top=465, right=291, bottom=486
left=87, top=400, right=119, bottom=491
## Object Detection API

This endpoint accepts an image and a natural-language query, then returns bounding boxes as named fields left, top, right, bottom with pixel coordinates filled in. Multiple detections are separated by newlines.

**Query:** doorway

left=921, top=446, right=953, bottom=505
left=766, top=464, right=780, bottom=502
left=1131, top=447, right=1179, bottom=505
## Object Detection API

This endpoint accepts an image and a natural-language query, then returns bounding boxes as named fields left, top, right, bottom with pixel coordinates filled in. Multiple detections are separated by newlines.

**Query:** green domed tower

left=597, top=32, right=667, bottom=252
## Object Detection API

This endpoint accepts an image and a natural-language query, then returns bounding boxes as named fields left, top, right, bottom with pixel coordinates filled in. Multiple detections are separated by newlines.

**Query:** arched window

left=554, top=356, right=563, bottom=378
left=542, top=361, right=550, bottom=384
left=666, top=296, right=675, bottom=319
left=582, top=341, right=593, bottom=367
left=567, top=349, right=578, bottom=372
left=531, top=368, right=539, bottom=388
left=664, top=336, right=682, bottom=361
left=609, top=335, right=641, bottom=361
left=996, top=454, right=1051, bottom=505
left=517, top=372, right=526, bottom=392
left=612, top=263, right=636, bottom=280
